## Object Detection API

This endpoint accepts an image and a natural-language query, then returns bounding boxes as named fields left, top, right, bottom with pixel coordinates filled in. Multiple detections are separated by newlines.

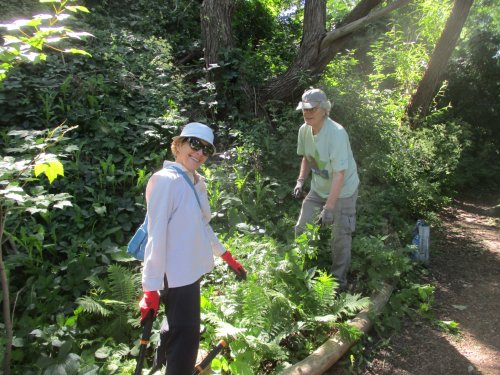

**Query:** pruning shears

left=134, top=309, right=155, bottom=375
left=191, top=339, right=228, bottom=375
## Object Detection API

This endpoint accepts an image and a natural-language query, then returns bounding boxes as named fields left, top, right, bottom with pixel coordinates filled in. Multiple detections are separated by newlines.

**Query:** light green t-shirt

left=297, top=117, right=359, bottom=199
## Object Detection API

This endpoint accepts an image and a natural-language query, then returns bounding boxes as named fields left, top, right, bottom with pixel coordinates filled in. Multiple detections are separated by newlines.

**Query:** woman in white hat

left=139, top=122, right=247, bottom=374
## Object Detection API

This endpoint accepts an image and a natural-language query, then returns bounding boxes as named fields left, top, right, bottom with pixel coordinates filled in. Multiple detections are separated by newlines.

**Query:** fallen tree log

left=278, top=283, right=395, bottom=375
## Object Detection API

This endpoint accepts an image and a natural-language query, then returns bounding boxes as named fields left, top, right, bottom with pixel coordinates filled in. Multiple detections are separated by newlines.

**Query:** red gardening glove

left=139, top=290, right=160, bottom=322
left=221, top=251, right=247, bottom=281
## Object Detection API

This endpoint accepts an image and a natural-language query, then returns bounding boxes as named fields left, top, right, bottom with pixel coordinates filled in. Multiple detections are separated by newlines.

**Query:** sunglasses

left=302, top=107, right=320, bottom=113
left=185, top=137, right=214, bottom=157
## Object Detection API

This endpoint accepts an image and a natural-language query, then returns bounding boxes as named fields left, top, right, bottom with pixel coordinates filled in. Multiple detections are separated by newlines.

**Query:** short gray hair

left=320, top=98, right=332, bottom=114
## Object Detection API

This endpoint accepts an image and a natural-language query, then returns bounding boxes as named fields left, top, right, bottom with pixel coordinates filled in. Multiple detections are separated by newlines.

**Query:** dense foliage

left=0, top=0, right=498, bottom=374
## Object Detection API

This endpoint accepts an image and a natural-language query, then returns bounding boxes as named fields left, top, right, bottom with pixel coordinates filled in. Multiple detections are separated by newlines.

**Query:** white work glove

left=292, top=179, right=305, bottom=199
left=317, top=207, right=334, bottom=227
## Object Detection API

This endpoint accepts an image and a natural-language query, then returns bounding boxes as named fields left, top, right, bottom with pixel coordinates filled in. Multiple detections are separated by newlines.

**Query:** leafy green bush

left=199, top=232, right=370, bottom=374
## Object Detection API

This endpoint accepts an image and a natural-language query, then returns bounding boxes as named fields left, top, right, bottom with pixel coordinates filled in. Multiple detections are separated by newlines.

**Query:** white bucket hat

left=173, top=122, right=216, bottom=153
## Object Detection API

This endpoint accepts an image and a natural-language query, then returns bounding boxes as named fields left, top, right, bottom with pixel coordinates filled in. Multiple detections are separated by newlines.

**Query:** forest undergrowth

left=0, top=0, right=498, bottom=374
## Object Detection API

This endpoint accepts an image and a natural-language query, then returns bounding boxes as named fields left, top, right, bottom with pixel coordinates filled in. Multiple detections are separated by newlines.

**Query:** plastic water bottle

left=411, top=219, right=430, bottom=264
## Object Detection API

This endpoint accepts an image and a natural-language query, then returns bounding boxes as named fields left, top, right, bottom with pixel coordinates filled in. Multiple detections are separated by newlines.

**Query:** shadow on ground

left=325, top=193, right=500, bottom=375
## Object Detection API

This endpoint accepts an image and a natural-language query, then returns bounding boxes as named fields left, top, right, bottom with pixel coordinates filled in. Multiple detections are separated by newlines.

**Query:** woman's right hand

left=292, top=178, right=305, bottom=199
left=139, top=290, right=160, bottom=322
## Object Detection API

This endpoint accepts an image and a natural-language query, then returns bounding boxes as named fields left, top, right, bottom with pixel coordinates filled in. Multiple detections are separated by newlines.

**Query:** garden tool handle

left=134, top=309, right=154, bottom=375
left=191, top=339, right=227, bottom=375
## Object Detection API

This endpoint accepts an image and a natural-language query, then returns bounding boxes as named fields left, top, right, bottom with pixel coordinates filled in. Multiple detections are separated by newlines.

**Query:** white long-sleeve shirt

left=142, top=161, right=226, bottom=291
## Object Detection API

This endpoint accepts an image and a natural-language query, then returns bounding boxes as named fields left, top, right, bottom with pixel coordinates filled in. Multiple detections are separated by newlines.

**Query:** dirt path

left=327, top=194, right=500, bottom=375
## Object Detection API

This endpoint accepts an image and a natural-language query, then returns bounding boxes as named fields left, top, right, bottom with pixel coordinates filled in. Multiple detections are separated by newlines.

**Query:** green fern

left=307, top=270, right=337, bottom=314
left=108, top=264, right=140, bottom=305
left=76, top=264, right=142, bottom=341
left=76, top=295, right=112, bottom=317
left=312, top=293, right=370, bottom=324
left=200, top=231, right=375, bottom=373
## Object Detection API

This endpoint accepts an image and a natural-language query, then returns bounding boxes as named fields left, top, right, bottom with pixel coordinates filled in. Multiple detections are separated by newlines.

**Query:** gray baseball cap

left=296, top=88, right=329, bottom=110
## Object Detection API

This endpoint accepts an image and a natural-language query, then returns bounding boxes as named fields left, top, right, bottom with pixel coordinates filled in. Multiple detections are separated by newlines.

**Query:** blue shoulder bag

left=127, top=165, right=202, bottom=260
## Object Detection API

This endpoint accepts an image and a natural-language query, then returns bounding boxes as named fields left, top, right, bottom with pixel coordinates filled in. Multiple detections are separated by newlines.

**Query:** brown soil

left=326, top=193, right=500, bottom=375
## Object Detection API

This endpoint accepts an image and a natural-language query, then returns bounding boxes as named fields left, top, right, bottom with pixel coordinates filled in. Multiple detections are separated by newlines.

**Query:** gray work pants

left=295, top=189, right=358, bottom=289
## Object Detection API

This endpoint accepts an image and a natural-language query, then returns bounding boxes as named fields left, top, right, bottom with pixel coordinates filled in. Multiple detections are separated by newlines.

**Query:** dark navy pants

left=153, top=280, right=200, bottom=375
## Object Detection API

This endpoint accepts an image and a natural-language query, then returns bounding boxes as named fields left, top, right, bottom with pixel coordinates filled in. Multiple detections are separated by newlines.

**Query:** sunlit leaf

left=55, top=14, right=71, bottom=21
left=34, top=163, right=48, bottom=177
left=26, top=207, right=47, bottom=214
left=93, top=205, right=107, bottom=215
left=53, top=200, right=72, bottom=209
left=13, top=19, right=37, bottom=28
left=314, top=314, right=337, bottom=323
left=3, top=185, right=24, bottom=194
left=230, top=361, right=253, bottom=375
left=25, top=18, right=43, bottom=27
left=45, top=37, right=63, bottom=44
left=95, top=346, right=111, bottom=359
left=66, top=5, right=90, bottom=13
left=64, top=48, right=91, bottom=56
left=66, top=31, right=94, bottom=40
left=27, top=37, right=44, bottom=50
left=3, top=36, right=22, bottom=45
left=12, top=337, right=25, bottom=347
left=34, top=160, right=64, bottom=183
left=215, top=321, right=246, bottom=338
left=0, top=23, right=21, bottom=31
left=33, top=14, right=53, bottom=20
left=30, top=329, right=43, bottom=338
left=39, top=26, right=66, bottom=34
left=4, top=193, right=26, bottom=203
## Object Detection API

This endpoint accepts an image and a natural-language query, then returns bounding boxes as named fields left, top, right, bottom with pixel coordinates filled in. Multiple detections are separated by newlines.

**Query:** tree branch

left=320, top=0, right=413, bottom=50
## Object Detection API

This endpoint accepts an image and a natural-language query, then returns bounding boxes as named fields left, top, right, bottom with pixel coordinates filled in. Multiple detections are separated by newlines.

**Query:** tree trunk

left=260, top=0, right=327, bottom=102
left=0, top=207, right=12, bottom=375
left=200, top=0, right=234, bottom=73
left=407, top=0, right=474, bottom=121
left=260, top=0, right=411, bottom=102
left=199, top=0, right=413, bottom=111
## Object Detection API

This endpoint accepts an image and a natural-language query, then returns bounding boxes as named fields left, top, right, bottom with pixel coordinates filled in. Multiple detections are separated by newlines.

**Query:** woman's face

left=175, top=137, right=210, bottom=173
left=302, top=106, right=326, bottom=128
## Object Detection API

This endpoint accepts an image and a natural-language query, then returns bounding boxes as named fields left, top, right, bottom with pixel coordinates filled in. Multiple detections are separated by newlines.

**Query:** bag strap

left=168, top=165, right=202, bottom=209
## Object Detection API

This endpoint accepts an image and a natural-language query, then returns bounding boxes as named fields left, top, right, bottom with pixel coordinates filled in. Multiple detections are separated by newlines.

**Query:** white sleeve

left=206, top=224, right=227, bottom=257
left=142, top=173, right=177, bottom=291
left=195, top=177, right=226, bottom=257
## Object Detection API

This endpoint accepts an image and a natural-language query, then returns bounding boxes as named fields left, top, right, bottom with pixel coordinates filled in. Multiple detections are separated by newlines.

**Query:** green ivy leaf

left=4, top=192, right=26, bottom=203
left=93, top=205, right=107, bottom=215
left=230, top=361, right=253, bottom=375
left=12, top=337, right=25, bottom=347
left=26, top=207, right=47, bottom=215
left=53, top=200, right=72, bottom=209
left=95, top=346, right=111, bottom=359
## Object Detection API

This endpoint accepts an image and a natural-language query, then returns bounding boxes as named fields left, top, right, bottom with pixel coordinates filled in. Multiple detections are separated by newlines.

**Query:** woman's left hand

left=221, top=251, right=247, bottom=281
